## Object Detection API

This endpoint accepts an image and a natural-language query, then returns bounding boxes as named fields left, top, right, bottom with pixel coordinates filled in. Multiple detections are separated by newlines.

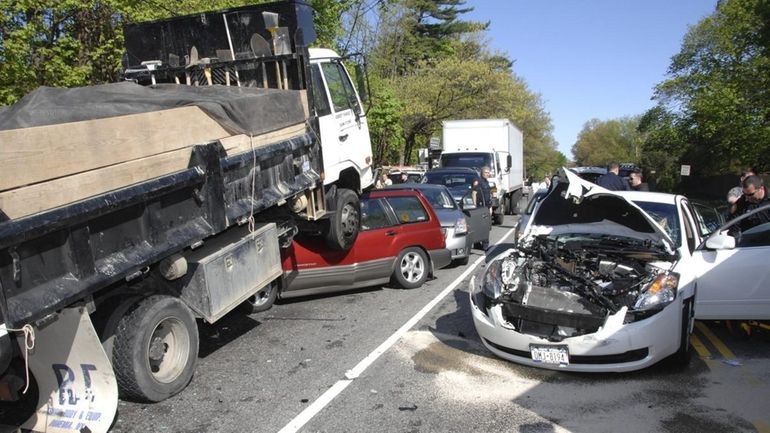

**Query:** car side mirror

left=705, top=232, right=736, bottom=250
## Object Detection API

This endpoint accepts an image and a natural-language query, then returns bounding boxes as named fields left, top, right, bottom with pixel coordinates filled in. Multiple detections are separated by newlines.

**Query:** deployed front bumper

left=469, top=276, right=682, bottom=372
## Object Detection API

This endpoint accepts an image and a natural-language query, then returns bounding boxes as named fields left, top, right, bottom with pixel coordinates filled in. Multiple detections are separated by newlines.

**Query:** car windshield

left=419, top=188, right=457, bottom=210
left=439, top=153, right=493, bottom=172
left=633, top=200, right=681, bottom=246
left=422, top=172, right=477, bottom=189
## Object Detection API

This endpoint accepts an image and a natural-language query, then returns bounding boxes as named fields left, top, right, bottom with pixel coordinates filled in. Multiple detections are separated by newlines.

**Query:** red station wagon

left=280, top=189, right=452, bottom=298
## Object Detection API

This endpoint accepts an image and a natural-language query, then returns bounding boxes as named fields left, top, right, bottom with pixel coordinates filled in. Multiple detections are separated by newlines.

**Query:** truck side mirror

left=506, top=155, right=512, bottom=171
left=355, top=63, right=368, bottom=103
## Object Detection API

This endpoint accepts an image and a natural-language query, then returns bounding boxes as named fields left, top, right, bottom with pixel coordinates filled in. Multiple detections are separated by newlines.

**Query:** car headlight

left=633, top=272, right=679, bottom=310
left=454, top=217, right=467, bottom=235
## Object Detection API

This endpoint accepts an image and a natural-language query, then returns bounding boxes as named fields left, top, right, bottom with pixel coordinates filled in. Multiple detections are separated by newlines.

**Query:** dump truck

left=0, top=1, right=373, bottom=431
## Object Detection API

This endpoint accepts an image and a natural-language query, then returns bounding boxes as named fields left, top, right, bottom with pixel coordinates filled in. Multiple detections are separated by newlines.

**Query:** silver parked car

left=387, top=183, right=490, bottom=265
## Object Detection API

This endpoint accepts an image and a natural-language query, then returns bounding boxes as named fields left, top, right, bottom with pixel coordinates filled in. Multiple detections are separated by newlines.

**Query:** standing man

left=477, top=166, right=493, bottom=250
left=596, top=162, right=630, bottom=191
left=732, top=175, right=770, bottom=232
left=629, top=170, right=650, bottom=191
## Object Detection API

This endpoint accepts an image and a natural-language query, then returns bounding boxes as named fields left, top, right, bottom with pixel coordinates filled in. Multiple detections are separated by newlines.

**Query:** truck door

left=310, top=60, right=372, bottom=187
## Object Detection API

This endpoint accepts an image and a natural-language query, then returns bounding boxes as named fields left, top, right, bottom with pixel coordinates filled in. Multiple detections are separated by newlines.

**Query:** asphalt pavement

left=110, top=215, right=770, bottom=433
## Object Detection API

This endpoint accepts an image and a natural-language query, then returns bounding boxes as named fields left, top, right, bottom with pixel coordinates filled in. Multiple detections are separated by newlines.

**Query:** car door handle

left=339, top=133, right=349, bottom=142
left=386, top=230, right=397, bottom=236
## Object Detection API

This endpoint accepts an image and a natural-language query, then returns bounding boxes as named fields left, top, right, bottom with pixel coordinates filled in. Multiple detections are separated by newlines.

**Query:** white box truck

left=440, top=119, right=524, bottom=224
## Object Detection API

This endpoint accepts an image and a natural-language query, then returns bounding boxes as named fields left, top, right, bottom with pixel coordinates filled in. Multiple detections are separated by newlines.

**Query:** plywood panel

left=0, top=148, right=194, bottom=219
left=221, top=123, right=307, bottom=156
left=0, top=106, right=230, bottom=191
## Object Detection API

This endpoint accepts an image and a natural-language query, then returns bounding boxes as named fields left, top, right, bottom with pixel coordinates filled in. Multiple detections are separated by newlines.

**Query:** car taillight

left=441, top=228, right=448, bottom=239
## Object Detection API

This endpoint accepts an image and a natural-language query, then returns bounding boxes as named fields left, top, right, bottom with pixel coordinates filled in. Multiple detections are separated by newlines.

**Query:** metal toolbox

left=181, top=222, right=281, bottom=322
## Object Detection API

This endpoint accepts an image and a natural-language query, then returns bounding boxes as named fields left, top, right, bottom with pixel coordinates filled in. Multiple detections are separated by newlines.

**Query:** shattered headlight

left=633, top=272, right=679, bottom=310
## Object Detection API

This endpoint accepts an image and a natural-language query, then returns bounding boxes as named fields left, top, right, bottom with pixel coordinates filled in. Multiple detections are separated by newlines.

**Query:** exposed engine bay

left=487, top=234, right=678, bottom=341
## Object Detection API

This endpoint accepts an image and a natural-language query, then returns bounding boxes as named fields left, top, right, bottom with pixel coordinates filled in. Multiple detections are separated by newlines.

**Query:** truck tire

left=392, top=247, right=428, bottom=289
left=325, top=188, right=360, bottom=251
left=112, top=295, right=199, bottom=402
left=239, top=280, right=279, bottom=314
left=510, top=190, right=523, bottom=215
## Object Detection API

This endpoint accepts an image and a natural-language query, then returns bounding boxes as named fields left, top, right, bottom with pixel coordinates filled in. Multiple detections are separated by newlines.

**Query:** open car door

left=690, top=204, right=770, bottom=320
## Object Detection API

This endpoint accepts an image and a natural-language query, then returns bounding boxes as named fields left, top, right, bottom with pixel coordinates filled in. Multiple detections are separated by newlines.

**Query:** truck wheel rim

left=248, top=284, right=273, bottom=307
left=147, top=317, right=190, bottom=384
left=340, top=203, right=359, bottom=237
left=400, top=252, right=425, bottom=283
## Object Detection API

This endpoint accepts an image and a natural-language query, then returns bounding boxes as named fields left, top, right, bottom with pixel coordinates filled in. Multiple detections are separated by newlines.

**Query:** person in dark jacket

left=596, top=162, right=630, bottom=191
left=732, top=175, right=770, bottom=233
left=629, top=170, right=650, bottom=191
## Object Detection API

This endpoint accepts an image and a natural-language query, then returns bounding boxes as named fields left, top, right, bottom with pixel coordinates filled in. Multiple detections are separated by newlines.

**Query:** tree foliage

left=644, top=0, right=770, bottom=176
left=571, top=117, right=642, bottom=167
left=358, top=0, right=562, bottom=175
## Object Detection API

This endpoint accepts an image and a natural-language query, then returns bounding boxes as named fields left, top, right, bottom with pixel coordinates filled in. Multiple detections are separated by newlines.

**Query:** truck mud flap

left=21, top=307, right=117, bottom=433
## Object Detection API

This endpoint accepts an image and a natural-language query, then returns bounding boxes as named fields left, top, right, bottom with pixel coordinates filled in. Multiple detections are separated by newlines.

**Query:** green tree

left=572, top=117, right=642, bottom=167
left=370, top=0, right=487, bottom=78
left=650, top=0, right=770, bottom=175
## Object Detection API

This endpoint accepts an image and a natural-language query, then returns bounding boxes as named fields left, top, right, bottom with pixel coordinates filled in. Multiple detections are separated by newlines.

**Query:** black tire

left=493, top=212, right=504, bottom=225
left=392, top=247, right=429, bottom=289
left=325, top=188, right=360, bottom=251
left=670, top=297, right=693, bottom=367
left=113, top=295, right=199, bottom=402
left=454, top=256, right=470, bottom=266
left=503, top=196, right=512, bottom=216
left=511, top=190, right=523, bottom=215
left=239, top=280, right=279, bottom=314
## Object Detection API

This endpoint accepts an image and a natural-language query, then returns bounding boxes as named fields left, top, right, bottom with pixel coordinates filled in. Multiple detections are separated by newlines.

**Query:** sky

left=465, top=0, right=718, bottom=160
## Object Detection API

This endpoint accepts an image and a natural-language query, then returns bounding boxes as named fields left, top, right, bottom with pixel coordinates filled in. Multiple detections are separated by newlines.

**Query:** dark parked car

left=421, top=167, right=491, bottom=249
left=279, top=189, right=452, bottom=299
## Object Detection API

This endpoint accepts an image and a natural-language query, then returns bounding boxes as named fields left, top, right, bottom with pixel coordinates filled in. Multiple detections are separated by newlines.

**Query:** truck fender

left=21, top=307, right=118, bottom=433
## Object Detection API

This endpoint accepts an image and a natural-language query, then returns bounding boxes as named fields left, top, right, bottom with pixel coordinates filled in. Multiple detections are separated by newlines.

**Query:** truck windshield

left=440, top=153, right=493, bottom=173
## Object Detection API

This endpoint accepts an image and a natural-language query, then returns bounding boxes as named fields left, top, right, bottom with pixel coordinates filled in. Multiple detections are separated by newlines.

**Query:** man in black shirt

left=596, top=162, right=630, bottom=191
left=733, top=175, right=770, bottom=232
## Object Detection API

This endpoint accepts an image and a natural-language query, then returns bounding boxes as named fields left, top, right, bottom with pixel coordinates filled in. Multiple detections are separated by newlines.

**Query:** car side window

left=320, top=61, right=359, bottom=114
left=386, top=196, right=429, bottom=224
left=309, top=64, right=331, bottom=117
left=735, top=221, right=770, bottom=248
left=361, top=199, right=393, bottom=231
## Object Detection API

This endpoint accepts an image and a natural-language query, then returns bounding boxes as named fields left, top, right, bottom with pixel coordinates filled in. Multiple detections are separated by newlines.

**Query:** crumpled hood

left=526, top=168, right=676, bottom=254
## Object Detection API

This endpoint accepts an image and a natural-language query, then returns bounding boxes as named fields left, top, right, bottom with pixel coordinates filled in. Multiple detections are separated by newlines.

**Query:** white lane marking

left=277, top=228, right=515, bottom=433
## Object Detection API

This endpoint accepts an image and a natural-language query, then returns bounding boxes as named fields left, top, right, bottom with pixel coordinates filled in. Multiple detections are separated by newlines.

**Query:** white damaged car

left=470, top=168, right=695, bottom=372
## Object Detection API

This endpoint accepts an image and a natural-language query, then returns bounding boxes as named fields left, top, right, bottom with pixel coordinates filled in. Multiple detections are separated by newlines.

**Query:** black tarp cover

left=0, top=81, right=307, bottom=136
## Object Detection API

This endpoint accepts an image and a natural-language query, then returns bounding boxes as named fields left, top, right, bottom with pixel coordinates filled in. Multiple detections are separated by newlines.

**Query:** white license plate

left=530, top=345, right=569, bottom=365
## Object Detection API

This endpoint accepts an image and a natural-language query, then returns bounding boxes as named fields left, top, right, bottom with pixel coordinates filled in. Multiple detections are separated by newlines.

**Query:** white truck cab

left=309, top=48, right=374, bottom=192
